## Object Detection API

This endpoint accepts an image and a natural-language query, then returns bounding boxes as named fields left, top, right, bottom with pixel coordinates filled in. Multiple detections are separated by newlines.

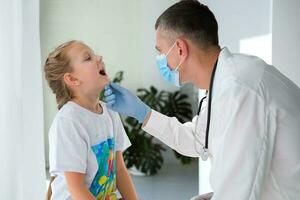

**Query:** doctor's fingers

left=105, top=92, right=116, bottom=107
left=110, top=82, right=129, bottom=95
left=105, top=94, right=116, bottom=102
left=106, top=99, right=116, bottom=107
left=104, top=87, right=113, bottom=96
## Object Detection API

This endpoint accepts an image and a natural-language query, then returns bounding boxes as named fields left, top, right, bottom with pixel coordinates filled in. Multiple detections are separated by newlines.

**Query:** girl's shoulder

left=49, top=102, right=88, bottom=139
left=56, top=101, right=81, bottom=120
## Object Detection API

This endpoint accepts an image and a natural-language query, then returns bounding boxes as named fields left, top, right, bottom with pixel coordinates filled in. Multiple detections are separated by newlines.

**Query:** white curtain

left=0, top=0, right=46, bottom=199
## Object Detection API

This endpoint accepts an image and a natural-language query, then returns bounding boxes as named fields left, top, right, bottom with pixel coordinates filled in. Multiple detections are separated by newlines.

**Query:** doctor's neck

left=191, top=45, right=221, bottom=90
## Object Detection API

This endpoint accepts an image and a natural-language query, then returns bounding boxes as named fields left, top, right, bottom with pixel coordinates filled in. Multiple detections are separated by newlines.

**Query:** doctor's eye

left=156, top=50, right=163, bottom=56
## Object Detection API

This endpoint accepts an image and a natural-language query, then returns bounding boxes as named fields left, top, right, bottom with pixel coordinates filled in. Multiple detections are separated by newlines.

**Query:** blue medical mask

left=156, top=42, right=183, bottom=87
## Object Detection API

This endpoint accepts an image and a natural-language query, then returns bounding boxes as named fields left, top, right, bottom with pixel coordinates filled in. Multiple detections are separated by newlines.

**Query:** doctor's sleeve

left=211, top=85, right=276, bottom=200
left=142, top=106, right=207, bottom=157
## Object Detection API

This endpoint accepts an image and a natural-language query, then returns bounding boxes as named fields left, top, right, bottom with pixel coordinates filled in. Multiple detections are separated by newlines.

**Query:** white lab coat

left=143, top=47, right=300, bottom=200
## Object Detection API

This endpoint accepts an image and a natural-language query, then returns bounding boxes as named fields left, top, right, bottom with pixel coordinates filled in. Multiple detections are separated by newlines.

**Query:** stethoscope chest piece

left=201, top=147, right=209, bottom=161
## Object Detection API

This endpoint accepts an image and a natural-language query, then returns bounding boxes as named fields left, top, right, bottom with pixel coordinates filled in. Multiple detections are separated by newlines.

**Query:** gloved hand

left=104, top=83, right=151, bottom=123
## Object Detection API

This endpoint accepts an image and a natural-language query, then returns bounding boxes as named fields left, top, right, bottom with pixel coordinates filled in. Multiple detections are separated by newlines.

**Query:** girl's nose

left=96, top=55, right=103, bottom=62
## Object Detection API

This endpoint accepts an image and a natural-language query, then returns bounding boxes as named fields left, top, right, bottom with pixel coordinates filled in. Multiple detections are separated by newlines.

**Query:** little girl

left=44, top=40, right=138, bottom=200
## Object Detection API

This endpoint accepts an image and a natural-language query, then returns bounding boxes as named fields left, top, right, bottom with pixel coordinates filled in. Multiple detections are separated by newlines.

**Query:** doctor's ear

left=176, top=38, right=189, bottom=59
left=63, top=73, right=80, bottom=87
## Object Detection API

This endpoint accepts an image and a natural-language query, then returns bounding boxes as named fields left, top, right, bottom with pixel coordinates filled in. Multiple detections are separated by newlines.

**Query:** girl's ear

left=64, top=73, right=80, bottom=87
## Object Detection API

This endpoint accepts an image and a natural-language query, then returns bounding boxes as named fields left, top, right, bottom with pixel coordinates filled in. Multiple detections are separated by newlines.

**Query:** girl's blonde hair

left=44, top=40, right=81, bottom=199
left=44, top=40, right=79, bottom=110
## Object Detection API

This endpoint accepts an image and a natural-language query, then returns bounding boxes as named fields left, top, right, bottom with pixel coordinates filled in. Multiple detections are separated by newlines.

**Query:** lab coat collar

left=211, top=47, right=233, bottom=98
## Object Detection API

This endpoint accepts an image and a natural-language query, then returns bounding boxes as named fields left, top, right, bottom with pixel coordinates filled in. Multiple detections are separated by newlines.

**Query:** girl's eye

left=85, top=56, right=91, bottom=61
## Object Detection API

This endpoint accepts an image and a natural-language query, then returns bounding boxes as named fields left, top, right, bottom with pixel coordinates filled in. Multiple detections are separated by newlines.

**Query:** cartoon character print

left=90, top=138, right=117, bottom=200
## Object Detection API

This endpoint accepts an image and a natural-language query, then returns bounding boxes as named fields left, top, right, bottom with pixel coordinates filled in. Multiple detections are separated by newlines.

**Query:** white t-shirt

left=49, top=101, right=131, bottom=200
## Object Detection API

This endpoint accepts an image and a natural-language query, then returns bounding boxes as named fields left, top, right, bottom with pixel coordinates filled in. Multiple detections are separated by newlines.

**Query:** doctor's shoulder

left=228, top=53, right=270, bottom=91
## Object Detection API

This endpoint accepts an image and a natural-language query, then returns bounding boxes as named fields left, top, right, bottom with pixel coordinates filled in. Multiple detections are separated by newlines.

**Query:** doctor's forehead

left=155, top=31, right=163, bottom=52
left=155, top=28, right=175, bottom=51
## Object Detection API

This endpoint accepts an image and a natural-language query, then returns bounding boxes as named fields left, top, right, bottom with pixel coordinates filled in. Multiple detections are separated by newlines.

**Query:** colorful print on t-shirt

left=90, top=138, right=117, bottom=200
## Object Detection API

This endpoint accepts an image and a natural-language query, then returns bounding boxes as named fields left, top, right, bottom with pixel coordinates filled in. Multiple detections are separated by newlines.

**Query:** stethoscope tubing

left=195, top=59, right=218, bottom=160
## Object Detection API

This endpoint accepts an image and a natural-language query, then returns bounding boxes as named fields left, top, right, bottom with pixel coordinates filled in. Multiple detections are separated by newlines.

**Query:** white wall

left=199, top=0, right=273, bottom=194
left=202, top=0, right=272, bottom=54
left=41, top=0, right=180, bottom=168
left=272, top=0, right=300, bottom=87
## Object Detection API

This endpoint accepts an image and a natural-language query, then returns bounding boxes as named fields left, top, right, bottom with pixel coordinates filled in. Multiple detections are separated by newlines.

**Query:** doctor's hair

left=155, top=0, right=219, bottom=49
left=44, top=40, right=79, bottom=110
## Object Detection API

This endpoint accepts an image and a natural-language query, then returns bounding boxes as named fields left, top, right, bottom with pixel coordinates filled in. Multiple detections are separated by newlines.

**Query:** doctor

left=104, top=1, right=300, bottom=199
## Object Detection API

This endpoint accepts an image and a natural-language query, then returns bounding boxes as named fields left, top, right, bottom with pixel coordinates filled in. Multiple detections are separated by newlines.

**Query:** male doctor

left=104, top=1, right=300, bottom=199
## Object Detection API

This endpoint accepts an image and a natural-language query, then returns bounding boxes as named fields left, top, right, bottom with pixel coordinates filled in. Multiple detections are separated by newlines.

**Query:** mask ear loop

left=165, top=42, right=177, bottom=57
left=166, top=41, right=184, bottom=72
left=174, top=59, right=183, bottom=72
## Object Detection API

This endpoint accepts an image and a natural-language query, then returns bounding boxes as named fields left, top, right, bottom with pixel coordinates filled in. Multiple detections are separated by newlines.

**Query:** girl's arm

left=64, top=172, right=96, bottom=200
left=116, top=151, right=139, bottom=200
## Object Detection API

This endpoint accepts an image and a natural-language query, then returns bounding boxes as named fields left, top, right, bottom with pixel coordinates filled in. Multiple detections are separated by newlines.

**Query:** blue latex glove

left=104, top=83, right=150, bottom=123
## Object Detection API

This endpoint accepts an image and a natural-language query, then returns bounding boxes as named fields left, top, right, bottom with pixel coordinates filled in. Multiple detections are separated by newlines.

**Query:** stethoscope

left=194, top=59, right=218, bottom=161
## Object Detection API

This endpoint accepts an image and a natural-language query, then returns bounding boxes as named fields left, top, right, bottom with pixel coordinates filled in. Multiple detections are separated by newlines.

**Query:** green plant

left=101, top=71, right=195, bottom=175
left=123, top=86, right=195, bottom=175
left=122, top=88, right=167, bottom=175
left=160, top=90, right=195, bottom=165
left=123, top=117, right=166, bottom=175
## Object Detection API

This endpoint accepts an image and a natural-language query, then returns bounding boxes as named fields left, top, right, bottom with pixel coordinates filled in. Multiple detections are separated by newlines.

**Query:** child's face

left=66, top=42, right=110, bottom=96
